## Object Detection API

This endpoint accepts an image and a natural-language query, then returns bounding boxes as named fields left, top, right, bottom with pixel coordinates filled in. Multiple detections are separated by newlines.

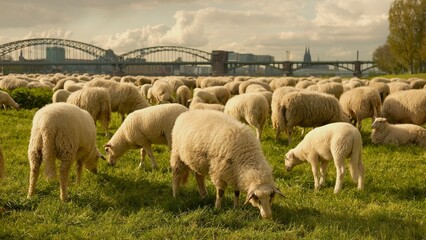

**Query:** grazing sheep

left=67, top=87, right=112, bottom=136
left=224, top=81, right=242, bottom=95
left=382, top=89, right=426, bottom=125
left=199, top=77, right=231, bottom=88
left=151, top=80, right=174, bottom=104
left=0, top=76, right=28, bottom=90
left=176, top=85, right=192, bottom=108
left=409, top=79, right=426, bottom=89
left=239, top=80, right=272, bottom=94
left=277, top=91, right=349, bottom=143
left=27, top=103, right=104, bottom=201
left=339, top=87, right=382, bottom=130
left=285, top=122, right=364, bottom=193
left=105, top=104, right=188, bottom=169
left=269, top=77, right=298, bottom=90
left=85, top=79, right=150, bottom=121
left=0, top=145, right=4, bottom=179
left=245, top=84, right=273, bottom=108
left=224, top=93, right=269, bottom=140
left=307, top=82, right=344, bottom=99
left=271, top=87, right=300, bottom=139
left=371, top=118, right=426, bottom=147
left=140, top=84, right=153, bottom=99
left=368, top=82, right=390, bottom=103
left=388, top=82, right=410, bottom=94
left=0, top=90, right=20, bottom=110
left=189, top=102, right=225, bottom=112
left=192, top=88, right=220, bottom=104
left=52, top=89, right=71, bottom=103
left=171, top=110, right=284, bottom=219
left=203, top=86, right=232, bottom=105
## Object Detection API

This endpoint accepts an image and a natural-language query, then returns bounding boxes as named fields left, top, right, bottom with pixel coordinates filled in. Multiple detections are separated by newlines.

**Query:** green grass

left=0, top=109, right=425, bottom=239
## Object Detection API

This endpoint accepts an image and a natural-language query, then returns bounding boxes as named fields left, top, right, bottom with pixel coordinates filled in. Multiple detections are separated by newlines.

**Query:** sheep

left=245, top=84, right=273, bottom=108
left=285, top=122, right=364, bottom=194
left=84, top=79, right=150, bottom=121
left=239, top=80, right=272, bottom=94
left=27, top=103, right=104, bottom=201
left=203, top=86, right=231, bottom=105
left=0, top=90, right=20, bottom=110
left=307, top=82, right=344, bottom=99
left=339, top=87, right=382, bottom=130
left=189, top=102, right=225, bottom=112
left=224, top=81, right=242, bottom=95
left=0, top=76, right=28, bottom=90
left=52, top=89, right=71, bottom=103
left=367, top=82, right=390, bottom=103
left=409, top=79, right=426, bottom=89
left=170, top=110, right=284, bottom=219
left=151, top=79, right=174, bottom=104
left=269, top=77, right=298, bottom=90
left=382, top=89, right=426, bottom=125
left=191, top=88, right=220, bottom=104
left=224, top=93, right=269, bottom=140
left=371, top=117, right=426, bottom=147
left=140, top=84, right=153, bottom=99
left=104, top=104, right=188, bottom=169
left=276, top=91, right=349, bottom=143
left=388, top=82, right=410, bottom=94
left=0, top=145, right=4, bottom=179
left=66, top=87, right=112, bottom=136
left=270, top=87, right=300, bottom=139
left=199, top=77, right=231, bottom=88
left=176, top=85, right=192, bottom=108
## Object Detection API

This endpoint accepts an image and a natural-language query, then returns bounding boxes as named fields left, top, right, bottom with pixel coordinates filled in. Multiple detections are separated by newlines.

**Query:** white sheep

left=104, top=104, right=188, bottom=169
left=85, top=79, right=151, bottom=121
left=0, top=145, right=4, bottom=179
left=27, top=103, right=104, bottom=201
left=382, top=89, right=426, bottom=125
left=224, top=93, right=269, bottom=140
left=52, top=89, right=71, bottom=103
left=176, top=85, right=192, bottom=108
left=239, top=80, right=272, bottom=94
left=0, top=90, right=20, bottom=110
left=271, top=87, right=300, bottom=140
left=191, top=88, right=220, bottom=104
left=367, top=82, right=390, bottom=103
left=140, top=84, right=153, bottom=99
left=189, top=102, right=225, bottom=112
left=203, top=86, right=232, bottom=105
left=66, top=87, right=112, bottom=136
left=276, top=91, right=349, bottom=143
left=371, top=117, right=426, bottom=147
left=151, top=79, right=174, bottom=104
left=0, top=76, right=28, bottom=90
left=387, top=81, right=410, bottom=94
left=170, top=110, right=284, bottom=219
left=339, top=87, right=382, bottom=130
left=285, top=122, right=364, bottom=193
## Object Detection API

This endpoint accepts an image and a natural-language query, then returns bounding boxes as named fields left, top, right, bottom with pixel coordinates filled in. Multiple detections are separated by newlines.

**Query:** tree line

left=373, top=0, right=426, bottom=74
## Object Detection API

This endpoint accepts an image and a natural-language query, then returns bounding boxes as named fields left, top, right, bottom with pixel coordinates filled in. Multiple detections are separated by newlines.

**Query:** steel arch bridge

left=0, top=38, right=113, bottom=60
left=120, top=46, right=212, bottom=62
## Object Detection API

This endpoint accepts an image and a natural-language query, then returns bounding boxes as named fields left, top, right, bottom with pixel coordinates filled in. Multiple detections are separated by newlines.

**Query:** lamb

left=27, top=103, right=104, bottom=201
left=371, top=117, right=426, bottom=147
left=105, top=104, right=188, bottom=169
left=85, top=79, right=150, bottom=121
left=285, top=122, right=364, bottom=193
left=170, top=110, right=284, bottom=219
left=0, top=145, right=4, bottom=179
left=224, top=93, right=269, bottom=140
left=276, top=91, right=349, bottom=143
left=52, top=89, right=71, bottom=103
left=339, top=87, right=382, bottom=130
left=382, top=89, right=426, bottom=125
left=176, top=85, right=192, bottom=108
left=0, top=90, right=20, bottom=110
left=66, top=87, right=112, bottom=136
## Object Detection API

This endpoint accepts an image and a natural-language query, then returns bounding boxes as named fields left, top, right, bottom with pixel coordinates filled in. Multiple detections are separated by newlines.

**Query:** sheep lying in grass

left=371, top=117, right=426, bottom=147
left=285, top=122, right=364, bottom=193
left=105, top=104, right=188, bottom=169
left=171, top=110, right=284, bottom=219
left=0, top=90, right=20, bottom=110
left=27, top=103, right=105, bottom=201
left=0, top=145, right=4, bottom=179
left=382, top=89, right=426, bottom=125
left=339, top=87, right=381, bottom=130
left=224, top=93, right=269, bottom=140
left=67, top=87, right=112, bottom=136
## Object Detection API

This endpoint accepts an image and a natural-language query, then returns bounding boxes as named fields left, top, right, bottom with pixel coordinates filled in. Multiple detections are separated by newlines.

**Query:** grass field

left=0, top=108, right=425, bottom=239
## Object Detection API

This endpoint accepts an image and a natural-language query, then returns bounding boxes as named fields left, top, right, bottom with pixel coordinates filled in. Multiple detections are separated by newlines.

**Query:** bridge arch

left=0, top=38, right=114, bottom=61
left=120, top=46, right=212, bottom=62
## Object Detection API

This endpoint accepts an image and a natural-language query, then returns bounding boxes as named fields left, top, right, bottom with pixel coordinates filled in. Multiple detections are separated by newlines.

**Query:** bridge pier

left=211, top=50, right=228, bottom=76
left=353, top=61, right=362, bottom=78
left=283, top=61, right=293, bottom=76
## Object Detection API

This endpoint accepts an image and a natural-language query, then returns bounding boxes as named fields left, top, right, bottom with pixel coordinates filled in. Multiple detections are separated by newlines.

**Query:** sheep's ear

left=244, top=191, right=255, bottom=205
left=275, top=188, right=285, bottom=198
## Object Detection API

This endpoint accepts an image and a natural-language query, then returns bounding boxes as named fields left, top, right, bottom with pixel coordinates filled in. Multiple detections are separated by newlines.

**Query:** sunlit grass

left=0, top=109, right=425, bottom=239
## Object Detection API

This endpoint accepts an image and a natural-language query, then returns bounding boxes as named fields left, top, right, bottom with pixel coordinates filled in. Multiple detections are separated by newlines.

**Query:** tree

left=387, top=0, right=426, bottom=73
left=373, top=43, right=404, bottom=74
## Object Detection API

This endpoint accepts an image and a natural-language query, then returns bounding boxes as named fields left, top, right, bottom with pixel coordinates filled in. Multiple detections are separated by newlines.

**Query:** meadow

left=0, top=106, right=425, bottom=239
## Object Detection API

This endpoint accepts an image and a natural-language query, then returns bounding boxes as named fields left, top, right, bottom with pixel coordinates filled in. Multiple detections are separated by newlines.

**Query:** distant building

left=303, top=46, right=312, bottom=63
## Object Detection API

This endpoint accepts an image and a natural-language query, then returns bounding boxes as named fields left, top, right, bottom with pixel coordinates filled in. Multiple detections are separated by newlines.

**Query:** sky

left=0, top=0, right=393, bottom=61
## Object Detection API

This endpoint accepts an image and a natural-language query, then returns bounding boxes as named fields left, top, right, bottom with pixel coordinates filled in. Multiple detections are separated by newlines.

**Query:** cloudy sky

left=0, top=0, right=393, bottom=61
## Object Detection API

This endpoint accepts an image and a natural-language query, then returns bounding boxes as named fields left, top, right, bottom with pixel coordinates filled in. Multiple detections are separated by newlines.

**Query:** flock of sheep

left=0, top=73, right=426, bottom=219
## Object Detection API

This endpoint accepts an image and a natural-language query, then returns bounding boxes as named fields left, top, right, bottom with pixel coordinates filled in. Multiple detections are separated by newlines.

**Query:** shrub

left=9, top=87, right=52, bottom=109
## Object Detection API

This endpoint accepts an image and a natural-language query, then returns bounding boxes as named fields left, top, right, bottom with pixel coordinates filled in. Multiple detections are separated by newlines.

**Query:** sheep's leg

left=234, top=191, right=240, bottom=207
left=171, top=153, right=189, bottom=198
left=357, top=117, right=362, bottom=131
left=333, top=158, right=345, bottom=194
left=252, top=121, right=262, bottom=141
left=141, top=145, right=158, bottom=170
left=319, top=161, right=329, bottom=187
left=27, top=150, right=42, bottom=199
left=76, top=160, right=83, bottom=185
left=215, top=188, right=225, bottom=209
left=194, top=173, right=207, bottom=199
left=138, top=148, right=146, bottom=169
left=286, top=127, right=293, bottom=145
left=59, top=159, right=72, bottom=201
left=357, top=158, right=365, bottom=191
left=309, top=156, right=320, bottom=190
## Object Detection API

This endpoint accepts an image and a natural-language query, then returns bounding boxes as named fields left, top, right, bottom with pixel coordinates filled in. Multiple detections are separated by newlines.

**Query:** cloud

left=23, top=28, right=74, bottom=39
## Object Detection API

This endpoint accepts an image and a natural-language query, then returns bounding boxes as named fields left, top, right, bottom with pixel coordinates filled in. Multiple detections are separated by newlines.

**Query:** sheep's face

left=245, top=185, right=284, bottom=219
left=284, top=150, right=303, bottom=171
left=104, top=144, right=118, bottom=166
left=372, top=117, right=387, bottom=129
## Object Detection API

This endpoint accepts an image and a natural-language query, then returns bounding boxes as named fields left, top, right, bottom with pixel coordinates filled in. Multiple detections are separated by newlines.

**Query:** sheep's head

left=244, top=184, right=284, bottom=219
left=84, top=148, right=105, bottom=173
left=104, top=143, right=118, bottom=166
left=284, top=149, right=303, bottom=172
left=372, top=117, right=387, bottom=129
